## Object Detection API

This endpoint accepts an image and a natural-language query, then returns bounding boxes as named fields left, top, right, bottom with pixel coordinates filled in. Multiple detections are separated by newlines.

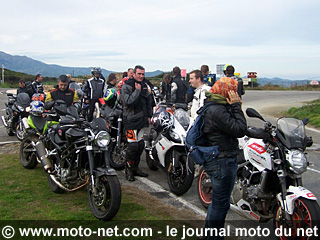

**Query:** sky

left=1, top=0, right=320, bottom=79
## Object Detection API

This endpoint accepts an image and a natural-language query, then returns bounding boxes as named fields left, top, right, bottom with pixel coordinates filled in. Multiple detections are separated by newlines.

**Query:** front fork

left=277, top=169, right=293, bottom=224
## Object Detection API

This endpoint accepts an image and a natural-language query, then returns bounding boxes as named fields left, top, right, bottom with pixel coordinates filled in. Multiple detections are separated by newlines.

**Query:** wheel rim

left=110, top=143, right=126, bottom=166
left=199, top=170, right=212, bottom=205
left=275, top=199, right=313, bottom=240
left=16, top=124, right=26, bottom=140
left=169, top=160, right=186, bottom=190
left=89, top=178, right=112, bottom=216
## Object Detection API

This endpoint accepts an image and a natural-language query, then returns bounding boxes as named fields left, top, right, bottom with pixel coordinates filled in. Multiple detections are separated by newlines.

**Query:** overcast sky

left=1, top=0, right=319, bottom=79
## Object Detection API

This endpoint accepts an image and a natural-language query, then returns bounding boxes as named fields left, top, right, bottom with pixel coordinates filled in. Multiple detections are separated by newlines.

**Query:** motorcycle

left=197, top=108, right=320, bottom=239
left=100, top=102, right=127, bottom=170
left=144, top=103, right=194, bottom=196
left=35, top=101, right=121, bottom=220
left=19, top=100, right=59, bottom=169
left=1, top=92, right=30, bottom=141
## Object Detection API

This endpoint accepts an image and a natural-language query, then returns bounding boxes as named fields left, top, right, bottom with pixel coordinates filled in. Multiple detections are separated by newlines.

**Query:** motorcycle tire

left=47, top=174, right=65, bottom=194
left=87, top=175, right=121, bottom=221
left=108, top=142, right=126, bottom=170
left=20, top=138, right=38, bottom=169
left=167, top=155, right=194, bottom=196
left=197, top=167, right=212, bottom=208
left=16, top=122, right=26, bottom=141
left=273, top=198, right=320, bottom=240
left=145, top=150, right=158, bottom=171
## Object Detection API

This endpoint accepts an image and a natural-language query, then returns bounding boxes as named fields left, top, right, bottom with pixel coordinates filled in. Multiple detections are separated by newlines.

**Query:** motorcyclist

left=160, top=73, right=172, bottom=102
left=83, top=67, right=105, bottom=122
left=103, top=73, right=119, bottom=109
left=171, top=66, right=188, bottom=104
left=121, top=65, right=152, bottom=181
left=31, top=74, right=44, bottom=94
left=45, top=75, right=80, bottom=107
left=17, top=79, right=35, bottom=99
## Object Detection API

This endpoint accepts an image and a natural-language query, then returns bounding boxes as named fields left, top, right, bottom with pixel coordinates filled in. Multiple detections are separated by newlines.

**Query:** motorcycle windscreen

left=276, top=117, right=306, bottom=149
left=16, top=93, right=31, bottom=108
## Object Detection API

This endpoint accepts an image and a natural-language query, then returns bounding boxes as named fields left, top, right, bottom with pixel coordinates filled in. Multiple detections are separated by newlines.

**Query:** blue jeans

left=203, top=157, right=238, bottom=240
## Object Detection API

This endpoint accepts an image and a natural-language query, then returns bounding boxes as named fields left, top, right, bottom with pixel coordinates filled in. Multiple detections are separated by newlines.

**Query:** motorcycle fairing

left=276, top=186, right=318, bottom=215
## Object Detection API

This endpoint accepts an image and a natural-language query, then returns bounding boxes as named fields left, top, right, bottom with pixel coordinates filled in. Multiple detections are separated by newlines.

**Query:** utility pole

left=1, top=64, right=4, bottom=87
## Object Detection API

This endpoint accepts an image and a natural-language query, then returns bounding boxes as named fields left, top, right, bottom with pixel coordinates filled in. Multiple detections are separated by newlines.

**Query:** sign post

left=247, top=72, right=257, bottom=88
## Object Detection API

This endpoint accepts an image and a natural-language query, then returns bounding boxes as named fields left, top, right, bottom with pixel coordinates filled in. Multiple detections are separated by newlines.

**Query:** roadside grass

left=0, top=154, right=201, bottom=239
left=283, top=99, right=320, bottom=127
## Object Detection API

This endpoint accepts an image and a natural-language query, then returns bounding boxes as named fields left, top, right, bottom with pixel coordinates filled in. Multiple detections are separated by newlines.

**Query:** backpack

left=186, top=102, right=220, bottom=165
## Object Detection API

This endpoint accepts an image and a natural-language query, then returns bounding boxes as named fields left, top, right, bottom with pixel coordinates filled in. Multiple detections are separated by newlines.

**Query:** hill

left=256, top=77, right=309, bottom=87
left=0, top=51, right=162, bottom=78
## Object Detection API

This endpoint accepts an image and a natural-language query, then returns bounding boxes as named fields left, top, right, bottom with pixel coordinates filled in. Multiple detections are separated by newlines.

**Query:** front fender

left=93, top=167, right=117, bottom=177
left=276, top=186, right=317, bottom=215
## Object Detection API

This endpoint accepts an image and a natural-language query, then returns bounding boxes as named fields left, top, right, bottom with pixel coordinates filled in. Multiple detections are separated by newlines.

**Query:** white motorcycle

left=144, top=103, right=194, bottom=196
left=198, top=108, right=320, bottom=239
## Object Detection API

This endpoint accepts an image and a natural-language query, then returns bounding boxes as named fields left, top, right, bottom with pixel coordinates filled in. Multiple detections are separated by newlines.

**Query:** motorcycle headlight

left=287, top=150, right=307, bottom=174
left=94, top=131, right=111, bottom=148
left=169, top=130, right=181, bottom=143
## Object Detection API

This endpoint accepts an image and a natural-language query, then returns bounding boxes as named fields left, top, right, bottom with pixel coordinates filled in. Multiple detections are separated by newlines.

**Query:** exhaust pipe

left=1, top=116, right=8, bottom=127
left=49, top=174, right=89, bottom=192
left=35, top=141, right=53, bottom=172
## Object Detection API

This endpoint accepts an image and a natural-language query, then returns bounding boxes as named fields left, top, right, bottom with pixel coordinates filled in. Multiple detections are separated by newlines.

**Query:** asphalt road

left=1, top=88, right=320, bottom=222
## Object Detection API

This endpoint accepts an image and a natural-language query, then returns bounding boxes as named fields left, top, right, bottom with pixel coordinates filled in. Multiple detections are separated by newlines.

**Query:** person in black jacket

left=121, top=65, right=152, bottom=181
left=223, top=65, right=245, bottom=98
left=202, top=77, right=247, bottom=240
left=31, top=74, right=44, bottom=94
left=17, top=79, right=35, bottom=99
left=171, top=66, right=188, bottom=104
left=45, top=75, right=79, bottom=107
left=82, top=67, right=105, bottom=122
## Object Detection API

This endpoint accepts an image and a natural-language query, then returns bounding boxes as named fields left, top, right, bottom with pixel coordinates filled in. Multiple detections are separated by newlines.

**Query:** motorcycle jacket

left=203, top=101, right=247, bottom=155
left=121, top=78, right=152, bottom=130
left=45, top=85, right=79, bottom=107
left=17, top=82, right=35, bottom=99
left=83, top=77, right=105, bottom=100
left=31, top=81, right=44, bottom=94
left=160, top=80, right=172, bottom=103
left=171, top=75, right=188, bottom=103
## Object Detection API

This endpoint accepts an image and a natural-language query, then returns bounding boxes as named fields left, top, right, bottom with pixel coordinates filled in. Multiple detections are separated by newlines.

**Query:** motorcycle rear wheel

left=109, top=142, right=126, bottom=170
left=20, top=138, right=38, bottom=169
left=197, top=167, right=212, bottom=208
left=273, top=198, right=320, bottom=240
left=88, top=175, right=121, bottom=221
left=167, top=155, right=194, bottom=196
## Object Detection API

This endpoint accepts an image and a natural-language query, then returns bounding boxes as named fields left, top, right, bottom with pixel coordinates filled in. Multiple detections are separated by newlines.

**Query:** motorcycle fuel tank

left=243, top=138, right=272, bottom=171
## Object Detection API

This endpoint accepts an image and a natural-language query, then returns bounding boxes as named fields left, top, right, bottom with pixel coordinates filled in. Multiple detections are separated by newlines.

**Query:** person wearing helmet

left=45, top=75, right=80, bottom=108
left=121, top=65, right=152, bottom=181
left=223, top=65, right=245, bottom=98
left=83, top=67, right=105, bottom=121
left=31, top=74, right=44, bottom=94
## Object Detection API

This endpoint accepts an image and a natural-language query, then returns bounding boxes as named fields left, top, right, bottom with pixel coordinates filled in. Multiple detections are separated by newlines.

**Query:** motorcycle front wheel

left=88, top=175, right=121, bottom=221
left=167, top=155, right=194, bottom=196
left=109, top=142, right=126, bottom=170
left=20, top=138, right=38, bottom=169
left=197, top=167, right=212, bottom=208
left=273, top=198, right=320, bottom=240
left=16, top=121, right=27, bottom=141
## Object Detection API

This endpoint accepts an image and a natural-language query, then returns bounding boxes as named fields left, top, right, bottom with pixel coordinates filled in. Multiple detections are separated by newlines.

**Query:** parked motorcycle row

left=2, top=88, right=320, bottom=237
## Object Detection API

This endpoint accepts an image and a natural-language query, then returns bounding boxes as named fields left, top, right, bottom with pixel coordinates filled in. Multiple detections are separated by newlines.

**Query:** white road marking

left=137, top=177, right=207, bottom=218
left=307, top=167, right=320, bottom=174
left=0, top=141, right=20, bottom=145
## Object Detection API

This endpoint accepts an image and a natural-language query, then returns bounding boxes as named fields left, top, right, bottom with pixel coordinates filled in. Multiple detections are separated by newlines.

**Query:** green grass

left=283, top=99, right=320, bottom=127
left=0, top=154, right=201, bottom=239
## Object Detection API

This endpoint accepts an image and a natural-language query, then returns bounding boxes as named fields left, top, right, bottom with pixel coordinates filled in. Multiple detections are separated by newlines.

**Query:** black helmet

left=91, top=67, right=101, bottom=76
left=151, top=107, right=173, bottom=132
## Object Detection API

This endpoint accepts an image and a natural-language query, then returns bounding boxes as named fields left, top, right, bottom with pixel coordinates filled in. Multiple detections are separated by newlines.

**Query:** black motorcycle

left=1, top=92, right=30, bottom=141
left=100, top=104, right=127, bottom=170
left=35, top=102, right=121, bottom=220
